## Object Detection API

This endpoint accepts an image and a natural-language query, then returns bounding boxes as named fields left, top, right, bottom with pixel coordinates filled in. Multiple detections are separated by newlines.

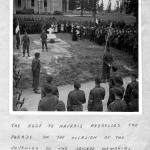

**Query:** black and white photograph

left=12, top=0, right=139, bottom=112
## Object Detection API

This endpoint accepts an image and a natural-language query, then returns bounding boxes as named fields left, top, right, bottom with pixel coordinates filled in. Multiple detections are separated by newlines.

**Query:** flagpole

left=104, top=22, right=112, bottom=53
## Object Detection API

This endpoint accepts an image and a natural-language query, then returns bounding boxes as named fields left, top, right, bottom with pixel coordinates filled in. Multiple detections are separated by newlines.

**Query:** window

left=44, top=0, right=47, bottom=7
left=31, top=0, right=34, bottom=7
left=18, top=0, right=21, bottom=7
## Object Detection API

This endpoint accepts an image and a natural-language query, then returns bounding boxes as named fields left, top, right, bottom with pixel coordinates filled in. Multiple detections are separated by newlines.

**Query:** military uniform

left=38, top=94, right=59, bottom=111
left=128, top=89, right=138, bottom=112
left=101, top=51, right=113, bottom=82
left=107, top=85, right=124, bottom=106
left=41, top=31, right=48, bottom=51
left=41, top=83, right=59, bottom=98
left=67, top=89, right=86, bottom=111
left=16, top=31, right=20, bottom=49
left=88, top=85, right=105, bottom=111
left=32, top=57, right=41, bottom=92
left=22, top=33, right=30, bottom=57
left=108, top=99, right=127, bottom=112
left=124, top=80, right=138, bottom=104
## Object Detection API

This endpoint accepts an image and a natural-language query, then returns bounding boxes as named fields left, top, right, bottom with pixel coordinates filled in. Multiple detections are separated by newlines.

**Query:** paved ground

left=21, top=77, right=131, bottom=111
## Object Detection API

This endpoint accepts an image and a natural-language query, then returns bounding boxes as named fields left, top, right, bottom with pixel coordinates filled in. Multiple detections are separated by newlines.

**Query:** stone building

left=13, top=0, right=69, bottom=14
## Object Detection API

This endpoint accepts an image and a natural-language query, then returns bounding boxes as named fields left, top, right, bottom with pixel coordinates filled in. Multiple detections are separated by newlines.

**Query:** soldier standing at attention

left=88, top=77, right=105, bottom=111
left=21, top=31, right=30, bottom=57
left=40, top=30, right=48, bottom=52
left=32, top=53, right=41, bottom=94
left=67, top=81, right=86, bottom=111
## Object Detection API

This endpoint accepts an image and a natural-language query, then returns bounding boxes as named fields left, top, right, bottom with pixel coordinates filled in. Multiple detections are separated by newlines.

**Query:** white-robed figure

left=47, top=27, right=57, bottom=43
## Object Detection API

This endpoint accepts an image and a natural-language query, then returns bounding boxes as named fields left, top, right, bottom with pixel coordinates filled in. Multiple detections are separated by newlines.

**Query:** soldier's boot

left=23, top=53, right=25, bottom=57
left=28, top=53, right=30, bottom=57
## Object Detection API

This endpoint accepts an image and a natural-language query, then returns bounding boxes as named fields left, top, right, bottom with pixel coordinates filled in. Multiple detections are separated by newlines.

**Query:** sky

left=98, top=0, right=119, bottom=10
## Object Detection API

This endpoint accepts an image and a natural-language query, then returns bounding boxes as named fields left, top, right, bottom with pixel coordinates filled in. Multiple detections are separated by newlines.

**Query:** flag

left=107, top=22, right=113, bottom=38
left=104, top=22, right=113, bottom=52
left=15, top=24, right=20, bottom=34
left=96, top=18, right=98, bottom=24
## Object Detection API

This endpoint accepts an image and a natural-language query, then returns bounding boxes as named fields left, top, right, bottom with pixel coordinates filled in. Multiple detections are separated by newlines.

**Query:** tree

left=107, top=0, right=111, bottom=13
left=98, top=0, right=104, bottom=12
left=124, top=0, right=138, bottom=27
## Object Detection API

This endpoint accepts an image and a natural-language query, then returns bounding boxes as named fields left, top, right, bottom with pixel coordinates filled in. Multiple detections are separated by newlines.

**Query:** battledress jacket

left=88, top=85, right=105, bottom=111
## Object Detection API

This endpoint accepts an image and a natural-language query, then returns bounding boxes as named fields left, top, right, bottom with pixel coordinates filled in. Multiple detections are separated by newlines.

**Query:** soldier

left=21, top=31, right=30, bottom=57
left=40, top=30, right=48, bottom=52
left=127, top=88, right=139, bottom=112
left=101, top=47, right=113, bottom=82
left=72, top=26, right=78, bottom=41
left=16, top=30, right=20, bottom=49
left=88, top=77, right=105, bottom=111
left=67, top=81, right=86, bottom=111
left=38, top=85, right=65, bottom=111
left=41, top=75, right=59, bottom=98
left=108, top=87, right=127, bottom=112
left=32, top=53, right=41, bottom=94
left=124, top=73, right=138, bottom=105
left=107, top=76, right=125, bottom=107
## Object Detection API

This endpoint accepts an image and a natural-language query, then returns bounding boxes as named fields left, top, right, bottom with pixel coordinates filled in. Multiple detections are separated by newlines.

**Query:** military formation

left=13, top=15, right=139, bottom=112
left=14, top=15, right=138, bottom=62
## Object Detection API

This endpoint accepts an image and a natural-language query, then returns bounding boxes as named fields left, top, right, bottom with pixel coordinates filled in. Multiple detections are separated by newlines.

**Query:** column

left=66, top=0, right=69, bottom=12
left=13, top=0, right=16, bottom=14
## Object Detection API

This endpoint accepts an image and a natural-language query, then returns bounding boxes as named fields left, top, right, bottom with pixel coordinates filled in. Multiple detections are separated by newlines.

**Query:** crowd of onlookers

left=14, top=15, right=138, bottom=62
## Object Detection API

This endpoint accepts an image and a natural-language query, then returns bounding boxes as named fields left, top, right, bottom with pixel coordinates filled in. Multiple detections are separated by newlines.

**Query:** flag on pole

left=104, top=22, right=112, bottom=53
left=15, top=23, right=20, bottom=34
left=96, top=18, right=99, bottom=24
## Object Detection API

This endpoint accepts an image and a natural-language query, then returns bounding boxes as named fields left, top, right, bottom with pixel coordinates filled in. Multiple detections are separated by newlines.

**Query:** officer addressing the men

left=32, top=52, right=41, bottom=94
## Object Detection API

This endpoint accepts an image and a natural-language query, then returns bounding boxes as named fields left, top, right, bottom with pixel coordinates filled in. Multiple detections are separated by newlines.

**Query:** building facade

left=13, top=0, right=69, bottom=14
